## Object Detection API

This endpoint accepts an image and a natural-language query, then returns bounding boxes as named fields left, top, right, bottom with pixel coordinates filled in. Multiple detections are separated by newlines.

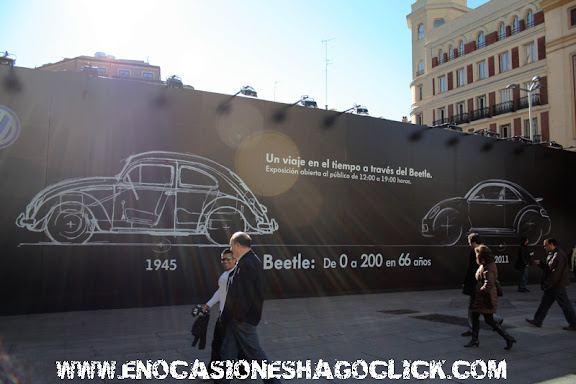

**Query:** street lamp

left=217, top=85, right=258, bottom=113
left=343, top=104, right=369, bottom=115
left=0, top=51, right=16, bottom=66
left=233, top=85, right=258, bottom=97
left=506, top=76, right=542, bottom=142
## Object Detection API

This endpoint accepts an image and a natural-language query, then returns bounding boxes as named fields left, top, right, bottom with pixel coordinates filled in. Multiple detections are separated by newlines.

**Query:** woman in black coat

left=465, top=245, right=516, bottom=350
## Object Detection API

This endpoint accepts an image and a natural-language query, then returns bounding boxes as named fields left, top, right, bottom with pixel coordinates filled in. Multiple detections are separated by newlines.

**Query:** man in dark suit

left=219, top=232, right=280, bottom=384
left=526, top=238, right=576, bottom=330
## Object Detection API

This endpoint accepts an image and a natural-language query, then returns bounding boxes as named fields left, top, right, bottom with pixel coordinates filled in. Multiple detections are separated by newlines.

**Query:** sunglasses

left=221, top=257, right=234, bottom=262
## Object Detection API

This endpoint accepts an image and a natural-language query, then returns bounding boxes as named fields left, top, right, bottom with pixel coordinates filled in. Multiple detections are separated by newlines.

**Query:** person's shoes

left=461, top=330, right=473, bottom=337
left=518, top=288, right=530, bottom=292
left=464, top=339, right=479, bottom=348
left=504, top=336, right=516, bottom=350
left=525, top=318, right=541, bottom=327
left=563, top=326, right=576, bottom=331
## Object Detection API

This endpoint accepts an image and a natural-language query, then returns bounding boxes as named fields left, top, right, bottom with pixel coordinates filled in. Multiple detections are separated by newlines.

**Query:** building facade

left=406, top=0, right=576, bottom=148
left=38, top=52, right=162, bottom=84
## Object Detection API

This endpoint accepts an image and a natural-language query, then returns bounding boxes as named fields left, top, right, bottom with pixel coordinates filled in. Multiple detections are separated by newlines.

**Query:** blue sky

left=1, top=0, right=489, bottom=120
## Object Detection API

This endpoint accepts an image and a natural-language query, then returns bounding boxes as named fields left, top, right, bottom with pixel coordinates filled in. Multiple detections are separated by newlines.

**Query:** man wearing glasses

left=203, top=248, right=237, bottom=373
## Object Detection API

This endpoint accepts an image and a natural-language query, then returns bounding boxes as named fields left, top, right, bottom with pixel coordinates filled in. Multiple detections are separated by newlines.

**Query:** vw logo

left=0, top=105, right=20, bottom=149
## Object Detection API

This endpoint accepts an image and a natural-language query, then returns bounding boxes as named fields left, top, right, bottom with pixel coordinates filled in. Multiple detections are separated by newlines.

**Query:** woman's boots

left=494, top=324, right=516, bottom=350
left=464, top=326, right=516, bottom=350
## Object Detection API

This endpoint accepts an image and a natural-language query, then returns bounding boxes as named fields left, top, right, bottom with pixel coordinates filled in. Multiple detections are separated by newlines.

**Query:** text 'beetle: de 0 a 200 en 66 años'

left=16, top=151, right=278, bottom=245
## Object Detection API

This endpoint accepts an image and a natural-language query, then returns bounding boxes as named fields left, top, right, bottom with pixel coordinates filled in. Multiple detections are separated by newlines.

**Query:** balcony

left=432, top=117, right=450, bottom=126
left=452, top=113, right=469, bottom=125
left=493, top=101, right=514, bottom=116
left=518, top=93, right=541, bottom=110
left=470, top=107, right=490, bottom=121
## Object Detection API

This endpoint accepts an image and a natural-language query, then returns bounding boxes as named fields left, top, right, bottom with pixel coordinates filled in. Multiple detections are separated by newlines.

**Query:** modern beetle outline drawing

left=421, top=179, right=551, bottom=246
left=16, top=151, right=278, bottom=245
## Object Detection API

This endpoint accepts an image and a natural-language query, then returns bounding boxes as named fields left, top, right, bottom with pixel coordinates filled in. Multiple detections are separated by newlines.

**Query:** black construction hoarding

left=1, top=66, right=575, bottom=315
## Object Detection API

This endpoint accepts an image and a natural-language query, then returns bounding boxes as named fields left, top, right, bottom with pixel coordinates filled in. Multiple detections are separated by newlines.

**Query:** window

left=477, top=32, right=485, bottom=49
left=524, top=43, right=536, bottom=64
left=499, top=52, right=510, bottom=73
left=179, top=167, right=218, bottom=188
left=417, top=24, right=424, bottom=39
left=417, top=60, right=424, bottom=76
left=477, top=96, right=487, bottom=110
left=499, top=23, right=507, bottom=40
left=455, top=102, right=466, bottom=123
left=459, top=41, right=465, bottom=57
left=526, top=10, right=534, bottom=28
left=501, top=89, right=511, bottom=103
left=416, top=114, right=424, bottom=125
left=478, top=61, right=487, bottom=80
left=457, top=69, right=466, bottom=87
left=512, top=16, right=520, bottom=34
left=127, top=165, right=174, bottom=186
left=97, top=67, right=107, bottom=74
left=437, top=108, right=446, bottom=121
left=143, top=72, right=154, bottom=79
left=119, top=70, right=131, bottom=76
left=434, top=18, right=445, bottom=28
left=439, top=76, right=446, bottom=93
left=438, top=49, right=444, bottom=64
left=524, top=118, right=539, bottom=139
left=449, top=46, right=455, bottom=60
left=417, top=85, right=423, bottom=101
left=456, top=102, right=465, bottom=115
left=500, top=124, right=510, bottom=138
left=571, top=8, right=576, bottom=27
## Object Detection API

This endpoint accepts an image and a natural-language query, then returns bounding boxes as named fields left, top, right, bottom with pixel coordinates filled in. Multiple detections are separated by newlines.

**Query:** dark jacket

left=470, top=262, right=498, bottom=314
left=191, top=312, right=210, bottom=350
left=221, top=250, right=264, bottom=326
left=462, top=248, right=478, bottom=296
left=539, top=247, right=571, bottom=290
left=514, top=244, right=532, bottom=271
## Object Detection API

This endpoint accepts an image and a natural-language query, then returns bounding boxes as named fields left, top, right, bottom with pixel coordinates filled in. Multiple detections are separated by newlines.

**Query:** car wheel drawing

left=206, top=208, right=246, bottom=245
left=16, top=151, right=279, bottom=245
left=45, top=204, right=95, bottom=244
left=432, top=208, right=463, bottom=246
left=517, top=210, right=544, bottom=245
left=421, top=179, right=551, bottom=246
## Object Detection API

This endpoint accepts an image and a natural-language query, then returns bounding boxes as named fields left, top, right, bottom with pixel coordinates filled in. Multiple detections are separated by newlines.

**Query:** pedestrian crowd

left=192, top=231, right=576, bottom=383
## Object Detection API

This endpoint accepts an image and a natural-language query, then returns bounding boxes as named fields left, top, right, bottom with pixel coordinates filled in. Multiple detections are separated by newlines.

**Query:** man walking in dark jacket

left=515, top=236, right=533, bottom=292
left=219, top=232, right=280, bottom=384
left=526, top=238, right=576, bottom=330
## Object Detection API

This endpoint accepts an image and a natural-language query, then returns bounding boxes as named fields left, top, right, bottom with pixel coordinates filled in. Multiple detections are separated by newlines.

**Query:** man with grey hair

left=219, top=232, right=280, bottom=384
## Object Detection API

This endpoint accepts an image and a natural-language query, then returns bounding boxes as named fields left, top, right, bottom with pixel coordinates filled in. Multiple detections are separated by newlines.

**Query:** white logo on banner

left=0, top=105, right=20, bottom=149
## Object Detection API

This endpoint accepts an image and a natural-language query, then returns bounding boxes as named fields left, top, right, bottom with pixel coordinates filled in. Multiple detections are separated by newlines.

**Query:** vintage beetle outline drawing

left=16, top=151, right=278, bottom=245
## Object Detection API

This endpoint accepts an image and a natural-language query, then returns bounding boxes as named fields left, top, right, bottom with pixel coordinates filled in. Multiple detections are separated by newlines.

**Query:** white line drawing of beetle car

left=16, top=151, right=279, bottom=245
left=421, top=179, right=551, bottom=246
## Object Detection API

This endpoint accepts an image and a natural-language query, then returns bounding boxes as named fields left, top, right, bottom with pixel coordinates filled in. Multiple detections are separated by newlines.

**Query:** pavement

left=1, top=284, right=576, bottom=384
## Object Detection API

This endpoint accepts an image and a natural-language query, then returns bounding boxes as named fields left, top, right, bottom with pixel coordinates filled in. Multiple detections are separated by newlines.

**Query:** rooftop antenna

left=322, top=38, right=334, bottom=110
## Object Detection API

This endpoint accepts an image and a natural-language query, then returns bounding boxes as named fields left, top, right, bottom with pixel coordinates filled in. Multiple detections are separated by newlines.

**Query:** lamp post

left=506, top=76, right=542, bottom=142
left=233, top=85, right=257, bottom=97
left=342, top=104, right=369, bottom=115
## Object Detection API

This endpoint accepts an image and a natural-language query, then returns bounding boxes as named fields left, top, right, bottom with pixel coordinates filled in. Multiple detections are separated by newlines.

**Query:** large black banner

left=1, top=65, right=575, bottom=314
